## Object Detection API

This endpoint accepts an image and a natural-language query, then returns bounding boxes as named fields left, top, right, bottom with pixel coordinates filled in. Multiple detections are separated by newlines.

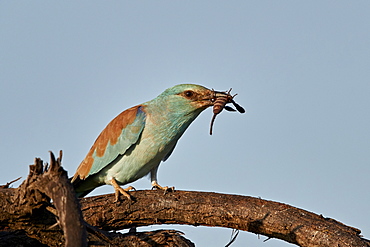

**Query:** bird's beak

left=195, top=89, right=229, bottom=109
left=212, top=90, right=230, bottom=98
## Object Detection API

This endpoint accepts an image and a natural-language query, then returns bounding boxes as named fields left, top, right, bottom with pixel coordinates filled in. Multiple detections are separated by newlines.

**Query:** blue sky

left=1, top=2, right=369, bottom=246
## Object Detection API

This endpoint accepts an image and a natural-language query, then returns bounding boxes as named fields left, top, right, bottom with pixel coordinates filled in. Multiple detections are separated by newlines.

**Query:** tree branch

left=6, top=151, right=87, bottom=247
left=0, top=153, right=194, bottom=247
left=0, top=152, right=369, bottom=246
left=80, top=190, right=369, bottom=247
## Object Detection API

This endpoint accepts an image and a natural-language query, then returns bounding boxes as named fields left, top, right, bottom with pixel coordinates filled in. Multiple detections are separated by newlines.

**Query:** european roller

left=72, top=84, right=235, bottom=201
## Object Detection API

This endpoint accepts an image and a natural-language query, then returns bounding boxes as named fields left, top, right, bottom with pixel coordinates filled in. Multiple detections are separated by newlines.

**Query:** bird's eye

left=184, top=90, right=194, bottom=98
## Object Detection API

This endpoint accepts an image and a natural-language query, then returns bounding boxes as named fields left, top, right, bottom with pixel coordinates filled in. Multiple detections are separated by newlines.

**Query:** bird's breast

left=101, top=118, right=179, bottom=185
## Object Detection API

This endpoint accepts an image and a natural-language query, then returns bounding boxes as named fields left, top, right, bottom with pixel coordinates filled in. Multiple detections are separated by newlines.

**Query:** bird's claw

left=111, top=178, right=136, bottom=202
left=114, top=185, right=136, bottom=202
left=151, top=182, right=175, bottom=195
left=162, top=186, right=175, bottom=195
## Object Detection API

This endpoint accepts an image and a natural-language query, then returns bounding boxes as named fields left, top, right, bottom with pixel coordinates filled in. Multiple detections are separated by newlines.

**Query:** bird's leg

left=150, top=167, right=174, bottom=195
left=110, top=177, right=135, bottom=202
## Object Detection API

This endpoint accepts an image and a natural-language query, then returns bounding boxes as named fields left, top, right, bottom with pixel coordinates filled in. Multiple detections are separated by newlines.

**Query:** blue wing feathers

left=88, top=106, right=146, bottom=175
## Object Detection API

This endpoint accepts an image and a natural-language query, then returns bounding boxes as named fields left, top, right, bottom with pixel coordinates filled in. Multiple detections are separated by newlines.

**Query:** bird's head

left=144, top=84, right=240, bottom=136
left=153, top=84, right=215, bottom=115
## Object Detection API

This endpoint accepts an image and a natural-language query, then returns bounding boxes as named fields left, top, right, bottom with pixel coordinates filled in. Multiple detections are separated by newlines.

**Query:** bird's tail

left=69, top=176, right=95, bottom=198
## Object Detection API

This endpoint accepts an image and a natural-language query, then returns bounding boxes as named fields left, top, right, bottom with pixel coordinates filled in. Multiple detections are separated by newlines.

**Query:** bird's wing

left=72, top=105, right=146, bottom=181
left=162, top=141, right=178, bottom=162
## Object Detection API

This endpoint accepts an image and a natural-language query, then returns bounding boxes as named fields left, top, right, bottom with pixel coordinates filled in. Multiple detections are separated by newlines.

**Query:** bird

left=71, top=84, right=218, bottom=201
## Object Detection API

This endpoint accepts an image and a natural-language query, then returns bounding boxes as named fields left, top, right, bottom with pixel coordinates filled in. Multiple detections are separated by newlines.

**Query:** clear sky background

left=1, top=1, right=369, bottom=246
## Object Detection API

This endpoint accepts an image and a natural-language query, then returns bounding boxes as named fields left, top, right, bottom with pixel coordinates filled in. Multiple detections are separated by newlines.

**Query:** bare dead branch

left=78, top=190, right=369, bottom=247
left=0, top=153, right=193, bottom=247
left=3, top=151, right=87, bottom=247
left=0, top=152, right=369, bottom=247
left=0, top=177, right=21, bottom=189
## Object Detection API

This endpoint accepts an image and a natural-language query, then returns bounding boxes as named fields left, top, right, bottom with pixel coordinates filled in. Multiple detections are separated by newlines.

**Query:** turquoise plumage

left=72, top=84, right=218, bottom=200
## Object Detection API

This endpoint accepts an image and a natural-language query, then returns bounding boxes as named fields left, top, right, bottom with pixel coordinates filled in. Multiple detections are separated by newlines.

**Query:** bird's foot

left=111, top=178, right=136, bottom=202
left=114, top=185, right=136, bottom=202
left=151, top=181, right=175, bottom=195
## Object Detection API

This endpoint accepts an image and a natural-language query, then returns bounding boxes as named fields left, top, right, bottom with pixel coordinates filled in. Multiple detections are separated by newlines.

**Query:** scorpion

left=210, top=88, right=245, bottom=135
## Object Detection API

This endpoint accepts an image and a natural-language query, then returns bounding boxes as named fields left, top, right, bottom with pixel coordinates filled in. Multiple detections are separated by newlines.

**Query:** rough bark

left=1, top=151, right=86, bottom=247
left=0, top=153, right=194, bottom=247
left=0, top=152, right=369, bottom=247
left=79, top=190, right=369, bottom=247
